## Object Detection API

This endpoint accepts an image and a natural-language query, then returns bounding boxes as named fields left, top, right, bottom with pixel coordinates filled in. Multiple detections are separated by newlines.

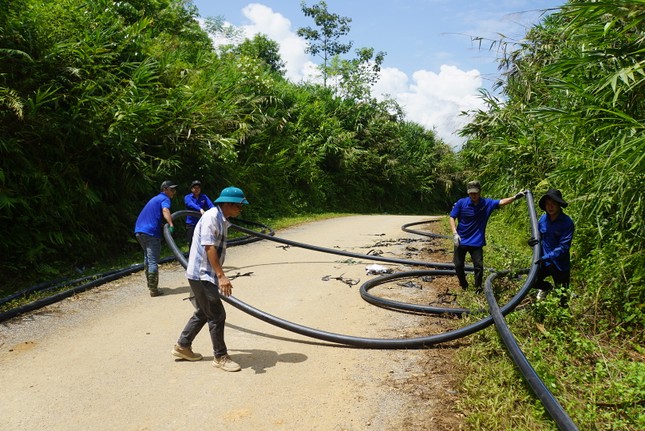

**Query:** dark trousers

left=537, top=264, right=571, bottom=305
left=536, top=264, right=570, bottom=290
left=178, top=279, right=228, bottom=357
left=453, top=245, right=484, bottom=289
left=186, top=224, right=196, bottom=252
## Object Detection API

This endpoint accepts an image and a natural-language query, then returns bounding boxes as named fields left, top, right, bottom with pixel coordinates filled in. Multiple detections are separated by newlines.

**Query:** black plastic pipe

left=359, top=269, right=472, bottom=316
left=228, top=222, right=459, bottom=270
left=484, top=272, right=580, bottom=430
left=164, top=194, right=540, bottom=348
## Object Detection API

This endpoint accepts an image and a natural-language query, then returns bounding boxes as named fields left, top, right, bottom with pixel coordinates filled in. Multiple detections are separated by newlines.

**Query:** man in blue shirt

left=449, top=181, right=526, bottom=292
left=184, top=180, right=214, bottom=252
left=134, top=180, right=177, bottom=297
left=535, top=189, right=575, bottom=305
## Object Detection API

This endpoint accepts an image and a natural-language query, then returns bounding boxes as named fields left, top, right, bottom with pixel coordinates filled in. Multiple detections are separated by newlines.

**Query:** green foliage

left=456, top=4, right=645, bottom=427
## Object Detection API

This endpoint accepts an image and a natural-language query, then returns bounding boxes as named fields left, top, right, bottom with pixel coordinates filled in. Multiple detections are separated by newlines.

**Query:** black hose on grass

left=484, top=271, right=580, bottom=431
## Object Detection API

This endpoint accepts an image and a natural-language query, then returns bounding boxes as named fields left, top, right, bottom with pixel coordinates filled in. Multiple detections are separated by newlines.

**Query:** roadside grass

left=450, top=213, right=644, bottom=430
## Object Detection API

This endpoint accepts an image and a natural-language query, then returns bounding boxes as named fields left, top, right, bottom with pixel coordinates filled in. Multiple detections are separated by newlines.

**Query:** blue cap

left=214, top=186, right=249, bottom=204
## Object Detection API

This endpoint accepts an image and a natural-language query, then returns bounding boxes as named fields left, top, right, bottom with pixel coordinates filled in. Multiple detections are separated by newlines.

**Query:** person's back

left=135, top=193, right=169, bottom=237
left=134, top=180, right=178, bottom=297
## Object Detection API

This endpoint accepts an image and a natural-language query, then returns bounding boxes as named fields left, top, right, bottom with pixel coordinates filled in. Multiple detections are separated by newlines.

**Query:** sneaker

left=172, top=344, right=203, bottom=361
left=213, top=354, right=241, bottom=372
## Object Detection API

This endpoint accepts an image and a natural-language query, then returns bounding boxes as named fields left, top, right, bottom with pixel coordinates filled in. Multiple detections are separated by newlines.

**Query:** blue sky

left=190, top=0, right=565, bottom=147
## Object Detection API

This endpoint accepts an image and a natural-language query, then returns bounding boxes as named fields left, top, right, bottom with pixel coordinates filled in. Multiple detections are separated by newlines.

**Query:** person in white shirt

left=171, top=186, right=249, bottom=372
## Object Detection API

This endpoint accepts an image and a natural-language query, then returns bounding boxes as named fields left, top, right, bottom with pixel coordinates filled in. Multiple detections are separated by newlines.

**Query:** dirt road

left=0, top=215, right=463, bottom=430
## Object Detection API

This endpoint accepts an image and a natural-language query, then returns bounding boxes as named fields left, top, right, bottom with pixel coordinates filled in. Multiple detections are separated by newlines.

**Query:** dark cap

left=190, top=180, right=202, bottom=188
left=160, top=180, right=178, bottom=191
left=467, top=181, right=481, bottom=193
left=538, top=189, right=568, bottom=210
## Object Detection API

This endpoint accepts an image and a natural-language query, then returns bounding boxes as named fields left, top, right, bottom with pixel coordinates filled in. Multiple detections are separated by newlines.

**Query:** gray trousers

left=177, top=279, right=227, bottom=357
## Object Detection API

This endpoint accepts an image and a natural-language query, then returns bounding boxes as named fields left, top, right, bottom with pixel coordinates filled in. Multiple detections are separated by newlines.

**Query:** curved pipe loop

left=163, top=192, right=539, bottom=349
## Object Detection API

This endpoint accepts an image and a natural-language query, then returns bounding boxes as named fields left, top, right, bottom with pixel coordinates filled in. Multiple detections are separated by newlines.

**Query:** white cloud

left=239, top=4, right=315, bottom=82
left=374, top=65, right=485, bottom=148
left=207, top=4, right=485, bottom=148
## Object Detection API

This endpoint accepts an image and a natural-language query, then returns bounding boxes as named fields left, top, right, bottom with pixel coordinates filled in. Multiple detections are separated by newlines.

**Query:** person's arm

left=205, top=245, right=233, bottom=296
left=162, top=207, right=174, bottom=229
left=499, top=190, right=527, bottom=207
left=449, top=217, right=460, bottom=246
left=184, top=195, right=201, bottom=211
left=204, top=195, right=215, bottom=210
left=449, top=217, right=457, bottom=234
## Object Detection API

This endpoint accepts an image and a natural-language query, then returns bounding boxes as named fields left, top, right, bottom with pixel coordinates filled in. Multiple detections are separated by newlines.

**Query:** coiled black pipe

left=359, top=269, right=471, bottom=316
left=164, top=195, right=539, bottom=348
left=401, top=219, right=451, bottom=239
left=227, top=222, right=458, bottom=270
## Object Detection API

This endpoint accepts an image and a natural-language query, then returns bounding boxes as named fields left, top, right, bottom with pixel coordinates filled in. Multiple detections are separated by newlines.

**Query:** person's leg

left=177, top=279, right=208, bottom=347
left=552, top=270, right=571, bottom=307
left=136, top=233, right=150, bottom=271
left=453, top=245, right=469, bottom=289
left=136, top=234, right=162, bottom=296
left=187, top=280, right=228, bottom=357
left=186, top=224, right=195, bottom=253
left=470, top=247, right=484, bottom=291
left=197, top=280, right=240, bottom=371
left=534, top=264, right=555, bottom=300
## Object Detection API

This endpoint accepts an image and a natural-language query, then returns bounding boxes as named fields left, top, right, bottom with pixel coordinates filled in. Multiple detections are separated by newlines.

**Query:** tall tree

left=297, top=1, right=352, bottom=87
left=329, top=47, right=386, bottom=102
left=232, top=34, right=286, bottom=75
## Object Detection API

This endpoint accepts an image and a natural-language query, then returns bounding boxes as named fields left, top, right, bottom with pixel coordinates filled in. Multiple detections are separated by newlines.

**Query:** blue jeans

left=135, top=233, right=161, bottom=274
left=178, top=279, right=228, bottom=357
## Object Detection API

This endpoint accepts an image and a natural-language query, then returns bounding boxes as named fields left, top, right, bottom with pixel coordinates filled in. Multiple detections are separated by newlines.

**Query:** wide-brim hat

left=214, top=186, right=249, bottom=205
left=539, top=189, right=568, bottom=210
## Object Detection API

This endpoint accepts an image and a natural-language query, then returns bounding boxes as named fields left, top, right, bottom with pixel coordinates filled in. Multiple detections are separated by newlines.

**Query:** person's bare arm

left=499, top=191, right=527, bottom=207
left=205, top=245, right=232, bottom=296
left=162, top=207, right=174, bottom=228
left=449, top=217, right=457, bottom=234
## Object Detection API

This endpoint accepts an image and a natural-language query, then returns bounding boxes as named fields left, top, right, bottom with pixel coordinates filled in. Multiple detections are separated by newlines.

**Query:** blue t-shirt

left=450, top=197, right=500, bottom=247
left=184, top=193, right=215, bottom=226
left=538, top=211, right=574, bottom=272
left=134, top=193, right=171, bottom=238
